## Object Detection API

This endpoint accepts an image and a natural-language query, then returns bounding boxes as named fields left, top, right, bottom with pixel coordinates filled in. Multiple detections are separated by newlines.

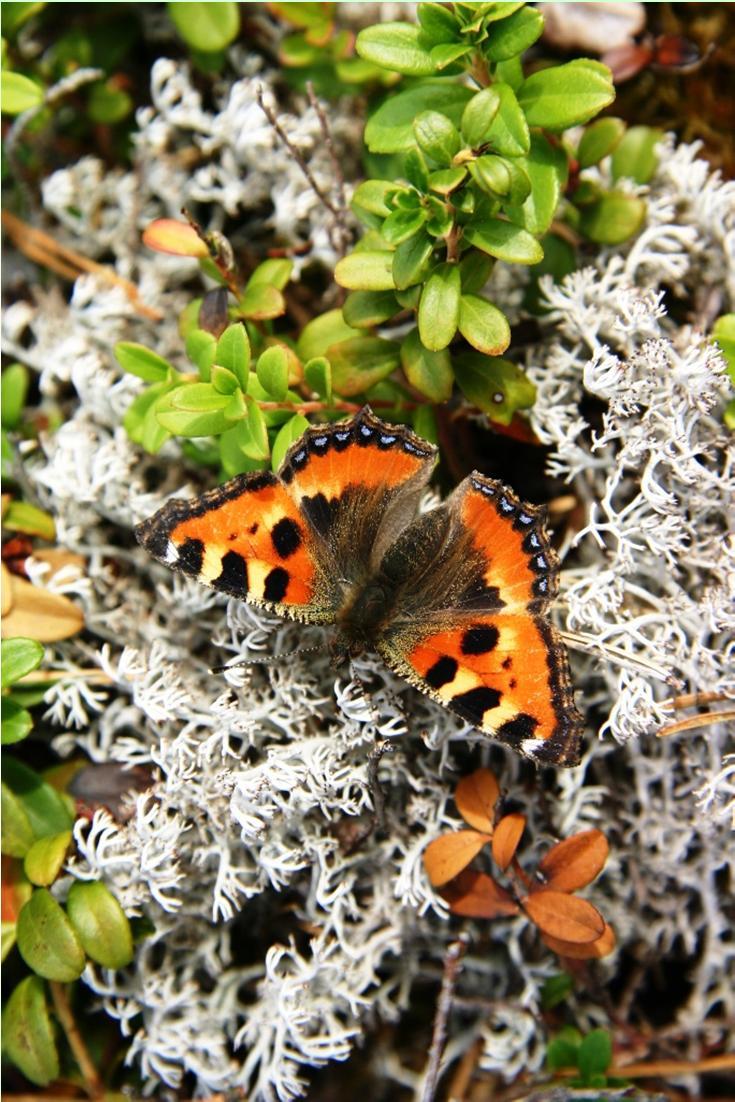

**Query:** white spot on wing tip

left=522, top=737, right=544, bottom=757
left=164, top=541, right=179, bottom=564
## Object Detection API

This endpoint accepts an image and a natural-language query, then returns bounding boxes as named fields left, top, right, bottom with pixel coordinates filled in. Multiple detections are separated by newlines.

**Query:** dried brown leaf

left=1, top=574, right=84, bottom=641
left=454, top=768, right=499, bottom=833
left=491, top=812, right=526, bottom=870
left=1, top=563, right=14, bottom=616
left=539, top=829, right=609, bottom=892
left=424, top=830, right=491, bottom=887
left=541, top=921, right=617, bottom=960
left=441, top=868, right=520, bottom=919
left=523, top=889, right=606, bottom=944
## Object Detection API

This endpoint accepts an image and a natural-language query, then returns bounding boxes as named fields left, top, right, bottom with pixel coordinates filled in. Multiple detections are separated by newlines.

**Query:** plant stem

left=419, top=935, right=469, bottom=1102
left=49, top=982, right=104, bottom=1099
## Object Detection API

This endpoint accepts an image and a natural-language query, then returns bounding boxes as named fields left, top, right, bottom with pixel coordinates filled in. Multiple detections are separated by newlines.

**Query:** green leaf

left=186, top=328, right=217, bottom=380
left=464, top=219, right=543, bottom=264
left=382, top=207, right=428, bottom=246
left=356, top=22, right=436, bottom=76
left=518, top=60, right=615, bottom=131
left=504, top=133, right=568, bottom=236
left=352, top=179, right=396, bottom=225
left=1, top=782, right=35, bottom=857
left=484, top=82, right=529, bottom=157
left=400, top=328, right=453, bottom=402
left=414, top=110, right=461, bottom=166
left=484, top=5, right=543, bottom=61
left=2, top=638, right=44, bottom=687
left=210, top=365, right=240, bottom=395
left=1, top=70, right=43, bottom=115
left=392, top=231, right=435, bottom=290
left=417, top=2, right=461, bottom=43
left=459, top=250, right=494, bottom=293
left=297, top=309, right=360, bottom=362
left=271, top=413, right=311, bottom=472
left=329, top=337, right=401, bottom=397
left=468, top=154, right=511, bottom=196
left=428, top=166, right=467, bottom=195
left=712, top=314, right=735, bottom=381
left=304, top=357, right=332, bottom=402
left=167, top=1, right=239, bottom=51
left=611, top=125, right=664, bottom=185
left=723, top=399, right=735, bottom=430
left=495, top=54, right=524, bottom=91
left=343, top=290, right=399, bottom=329
left=335, top=250, right=396, bottom=291
left=2, top=3, right=47, bottom=37
left=239, top=396, right=270, bottom=461
left=430, top=41, right=471, bottom=70
left=124, top=381, right=173, bottom=454
left=412, top=401, right=439, bottom=443
left=87, top=78, right=132, bottom=124
left=219, top=424, right=263, bottom=478
left=215, top=323, right=250, bottom=390
left=114, top=341, right=172, bottom=383
left=246, top=257, right=293, bottom=291
left=256, top=346, right=289, bottom=401
left=155, top=388, right=231, bottom=437
left=578, top=191, right=646, bottom=245
left=577, top=117, right=626, bottom=169
left=66, top=880, right=134, bottom=969
left=460, top=86, right=501, bottom=148
left=454, top=351, right=536, bottom=424
left=23, top=831, right=72, bottom=887
left=1, top=363, right=30, bottom=429
left=2, top=759, right=73, bottom=840
left=2, top=976, right=59, bottom=1086
left=2, top=500, right=56, bottom=540
left=2, top=698, right=33, bottom=745
left=458, top=294, right=511, bottom=355
left=546, top=1028, right=582, bottom=1071
left=418, top=263, right=461, bottom=351
left=578, top=1030, right=613, bottom=1083
left=540, top=972, right=574, bottom=1011
left=365, top=80, right=474, bottom=154
left=238, top=283, right=285, bottom=321
left=17, top=888, right=86, bottom=981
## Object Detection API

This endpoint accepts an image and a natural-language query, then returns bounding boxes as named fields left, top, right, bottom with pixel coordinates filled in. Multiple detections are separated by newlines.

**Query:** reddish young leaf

left=454, top=768, right=500, bottom=833
left=142, top=220, right=209, bottom=258
left=424, top=830, right=490, bottom=887
left=491, top=812, right=526, bottom=871
left=538, top=829, right=609, bottom=892
left=541, top=921, right=617, bottom=960
left=441, top=868, right=519, bottom=919
left=523, top=890, right=606, bottom=944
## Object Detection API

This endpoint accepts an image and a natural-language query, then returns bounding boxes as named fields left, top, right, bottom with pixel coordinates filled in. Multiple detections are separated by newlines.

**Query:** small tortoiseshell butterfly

left=136, top=407, right=583, bottom=766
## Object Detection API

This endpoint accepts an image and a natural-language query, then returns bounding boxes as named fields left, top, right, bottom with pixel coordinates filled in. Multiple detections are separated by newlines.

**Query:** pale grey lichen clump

left=3, top=46, right=734, bottom=1099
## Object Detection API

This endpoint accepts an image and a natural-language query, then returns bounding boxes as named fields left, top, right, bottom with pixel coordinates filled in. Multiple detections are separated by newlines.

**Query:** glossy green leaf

left=2, top=3, right=47, bottom=37
left=417, top=2, right=460, bottom=43
left=246, top=257, right=293, bottom=291
left=342, top=290, right=399, bottom=329
left=356, top=22, right=436, bottom=76
left=365, top=80, right=474, bottom=154
left=459, top=250, right=494, bottom=294
left=303, top=357, right=332, bottom=402
left=518, top=60, right=615, bottom=131
left=504, top=133, right=568, bottom=236
left=414, top=110, right=461, bottom=166
left=540, top=972, right=574, bottom=1011
left=2, top=500, right=56, bottom=540
left=454, top=351, right=536, bottom=424
left=460, top=86, right=501, bottom=148
left=216, top=323, right=250, bottom=390
left=124, top=381, right=173, bottom=453
left=238, top=283, right=284, bottom=321
left=66, top=880, right=134, bottom=969
left=2, top=759, right=73, bottom=841
left=578, top=1030, right=613, bottom=1082
left=381, top=207, right=428, bottom=246
left=297, top=309, right=359, bottom=362
left=114, top=342, right=171, bottom=383
left=400, top=328, right=453, bottom=402
left=468, top=154, right=511, bottom=196
left=1, top=782, right=35, bottom=857
left=237, top=396, right=270, bottom=460
left=484, top=82, right=529, bottom=157
left=1, top=363, right=30, bottom=429
left=271, top=413, right=311, bottom=472
left=495, top=54, right=524, bottom=91
left=209, top=365, right=239, bottom=395
left=1, top=70, right=43, bottom=115
left=167, top=1, right=239, bottom=51
left=712, top=314, right=735, bottom=381
left=578, top=192, right=646, bottom=245
left=428, top=166, right=467, bottom=195
left=412, top=401, right=439, bottom=443
left=392, top=231, right=435, bottom=290
left=484, top=5, right=543, bottom=61
left=351, top=179, right=396, bottom=224
left=577, top=117, right=626, bottom=169
left=24, top=831, right=72, bottom=887
left=155, top=389, right=231, bottom=436
left=256, top=345, right=289, bottom=401
left=2, top=976, right=59, bottom=1086
left=186, top=328, right=217, bottom=380
left=430, top=41, right=471, bottom=70
left=334, top=250, right=396, bottom=291
left=458, top=295, right=511, bottom=355
left=611, top=125, right=664, bottom=184
left=418, top=263, right=461, bottom=351
left=464, top=219, right=543, bottom=264
left=2, top=698, right=33, bottom=745
left=2, top=638, right=44, bottom=687
left=17, top=888, right=85, bottom=981
left=87, top=79, right=132, bottom=124
left=546, top=1027, right=582, bottom=1071
left=329, top=337, right=401, bottom=397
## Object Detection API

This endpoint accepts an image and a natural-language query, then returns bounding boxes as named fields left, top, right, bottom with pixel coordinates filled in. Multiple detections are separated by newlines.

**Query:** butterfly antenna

left=209, top=644, right=328, bottom=675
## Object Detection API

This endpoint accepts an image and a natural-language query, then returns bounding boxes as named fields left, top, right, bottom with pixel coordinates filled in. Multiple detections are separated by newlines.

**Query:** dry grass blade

left=538, top=829, right=609, bottom=892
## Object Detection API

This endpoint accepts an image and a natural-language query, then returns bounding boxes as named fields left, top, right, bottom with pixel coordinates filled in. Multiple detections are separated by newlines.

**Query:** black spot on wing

left=178, top=538, right=204, bottom=575
left=213, top=550, right=248, bottom=595
left=497, top=713, right=537, bottom=747
left=457, top=580, right=505, bottom=613
left=271, top=517, right=302, bottom=559
left=301, top=492, right=339, bottom=539
left=263, top=566, right=289, bottom=603
left=450, top=686, right=502, bottom=724
left=425, top=655, right=458, bottom=689
left=461, top=624, right=499, bottom=655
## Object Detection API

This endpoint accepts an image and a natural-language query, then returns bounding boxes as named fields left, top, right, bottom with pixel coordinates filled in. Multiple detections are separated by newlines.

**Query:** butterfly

left=136, top=407, right=583, bottom=766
